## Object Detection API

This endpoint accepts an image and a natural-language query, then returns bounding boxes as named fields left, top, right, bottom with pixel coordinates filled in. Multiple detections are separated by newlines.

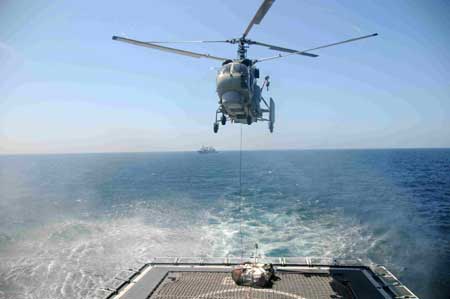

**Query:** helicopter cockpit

left=217, top=62, right=250, bottom=98
left=232, top=63, right=248, bottom=75
left=219, top=63, right=231, bottom=75
left=218, top=62, right=248, bottom=76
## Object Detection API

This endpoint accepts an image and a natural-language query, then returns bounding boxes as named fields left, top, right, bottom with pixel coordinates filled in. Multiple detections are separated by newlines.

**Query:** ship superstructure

left=198, top=145, right=218, bottom=154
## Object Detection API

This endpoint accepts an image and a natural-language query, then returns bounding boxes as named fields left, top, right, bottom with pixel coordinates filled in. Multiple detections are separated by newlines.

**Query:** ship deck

left=99, top=257, right=419, bottom=299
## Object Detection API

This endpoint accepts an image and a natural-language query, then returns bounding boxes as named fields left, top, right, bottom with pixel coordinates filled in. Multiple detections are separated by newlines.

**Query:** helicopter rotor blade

left=243, top=0, right=275, bottom=38
left=112, top=36, right=229, bottom=61
left=254, top=33, right=378, bottom=63
left=249, top=40, right=318, bottom=57
left=142, top=40, right=231, bottom=44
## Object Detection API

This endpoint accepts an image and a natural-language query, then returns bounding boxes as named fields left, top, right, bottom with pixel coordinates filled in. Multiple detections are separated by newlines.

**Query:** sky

left=0, top=0, right=449, bottom=154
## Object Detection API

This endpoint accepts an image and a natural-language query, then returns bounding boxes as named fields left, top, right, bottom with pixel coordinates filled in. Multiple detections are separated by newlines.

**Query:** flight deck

left=98, top=257, right=419, bottom=299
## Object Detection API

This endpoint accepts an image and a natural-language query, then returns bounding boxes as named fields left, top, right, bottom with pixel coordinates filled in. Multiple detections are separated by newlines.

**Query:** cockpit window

left=220, top=64, right=231, bottom=74
left=231, top=63, right=248, bottom=75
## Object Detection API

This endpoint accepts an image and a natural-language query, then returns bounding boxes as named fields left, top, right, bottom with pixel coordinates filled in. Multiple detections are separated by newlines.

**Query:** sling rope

left=238, top=124, right=244, bottom=258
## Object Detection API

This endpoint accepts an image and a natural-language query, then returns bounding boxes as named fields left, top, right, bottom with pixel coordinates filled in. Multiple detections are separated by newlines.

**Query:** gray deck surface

left=117, top=266, right=386, bottom=299
left=151, top=271, right=355, bottom=298
left=104, top=258, right=419, bottom=299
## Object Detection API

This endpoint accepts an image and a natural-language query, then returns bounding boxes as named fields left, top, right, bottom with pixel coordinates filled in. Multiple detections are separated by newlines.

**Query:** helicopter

left=112, top=0, right=377, bottom=133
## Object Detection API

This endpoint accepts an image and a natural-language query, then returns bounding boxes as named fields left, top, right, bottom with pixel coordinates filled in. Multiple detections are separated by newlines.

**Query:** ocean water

left=0, top=149, right=449, bottom=299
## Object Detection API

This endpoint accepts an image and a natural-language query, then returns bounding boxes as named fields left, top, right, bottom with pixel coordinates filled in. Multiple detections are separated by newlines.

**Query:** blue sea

left=0, top=149, right=449, bottom=299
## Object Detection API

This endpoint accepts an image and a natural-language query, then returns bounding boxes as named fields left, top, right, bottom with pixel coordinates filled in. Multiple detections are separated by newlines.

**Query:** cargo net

left=149, top=271, right=355, bottom=299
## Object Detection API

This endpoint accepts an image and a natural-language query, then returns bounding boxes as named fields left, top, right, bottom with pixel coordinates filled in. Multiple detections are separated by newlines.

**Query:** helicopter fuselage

left=216, top=61, right=261, bottom=124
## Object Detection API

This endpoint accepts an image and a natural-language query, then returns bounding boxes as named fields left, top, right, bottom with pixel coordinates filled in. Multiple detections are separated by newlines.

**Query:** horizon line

left=1, top=146, right=449, bottom=156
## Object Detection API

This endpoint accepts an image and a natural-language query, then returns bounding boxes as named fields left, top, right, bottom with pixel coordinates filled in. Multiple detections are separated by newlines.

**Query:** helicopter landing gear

left=214, top=108, right=222, bottom=133
left=221, top=114, right=226, bottom=125
left=246, top=115, right=252, bottom=125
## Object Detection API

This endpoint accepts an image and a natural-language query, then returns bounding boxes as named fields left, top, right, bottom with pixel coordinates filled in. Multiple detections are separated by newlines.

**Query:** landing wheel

left=213, top=123, right=219, bottom=133
left=221, top=115, right=226, bottom=125
left=246, top=115, right=252, bottom=125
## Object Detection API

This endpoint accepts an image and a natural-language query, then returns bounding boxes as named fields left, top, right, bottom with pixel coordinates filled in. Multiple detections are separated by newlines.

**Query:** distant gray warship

left=198, top=145, right=218, bottom=154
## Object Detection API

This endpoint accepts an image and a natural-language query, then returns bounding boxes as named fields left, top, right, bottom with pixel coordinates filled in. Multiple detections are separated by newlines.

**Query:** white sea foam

left=0, top=213, right=214, bottom=299
left=203, top=198, right=376, bottom=259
